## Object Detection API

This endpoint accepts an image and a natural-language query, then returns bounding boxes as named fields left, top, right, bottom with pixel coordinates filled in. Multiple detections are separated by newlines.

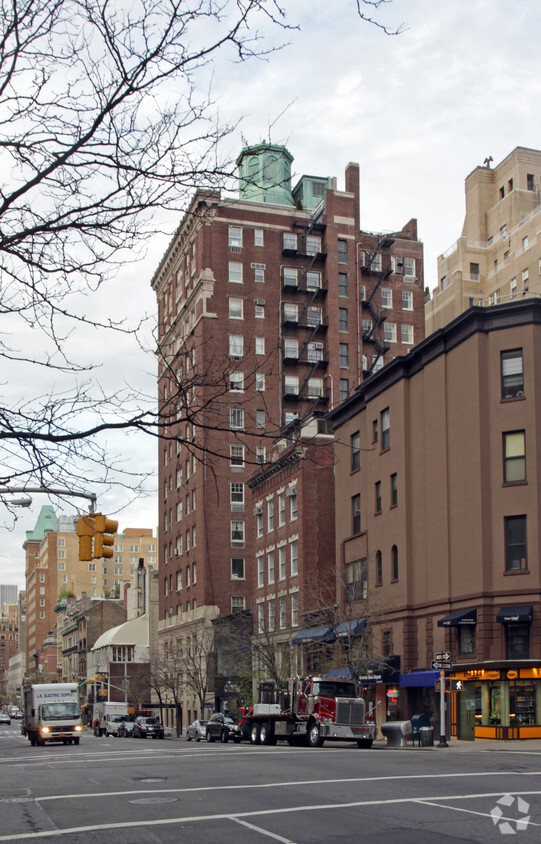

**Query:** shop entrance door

left=458, top=682, right=476, bottom=740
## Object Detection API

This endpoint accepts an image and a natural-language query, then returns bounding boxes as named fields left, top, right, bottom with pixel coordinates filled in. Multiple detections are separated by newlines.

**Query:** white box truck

left=93, top=701, right=129, bottom=737
left=23, top=683, right=83, bottom=746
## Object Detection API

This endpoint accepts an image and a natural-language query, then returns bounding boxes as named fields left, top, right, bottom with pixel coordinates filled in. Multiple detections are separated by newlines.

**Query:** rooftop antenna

left=483, top=156, right=493, bottom=168
left=267, top=99, right=297, bottom=144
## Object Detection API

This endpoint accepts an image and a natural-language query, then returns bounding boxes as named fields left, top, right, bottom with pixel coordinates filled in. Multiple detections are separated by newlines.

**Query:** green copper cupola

left=237, top=142, right=294, bottom=206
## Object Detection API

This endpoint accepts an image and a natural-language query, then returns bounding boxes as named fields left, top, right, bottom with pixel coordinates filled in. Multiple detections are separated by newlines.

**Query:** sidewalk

left=373, top=736, right=541, bottom=752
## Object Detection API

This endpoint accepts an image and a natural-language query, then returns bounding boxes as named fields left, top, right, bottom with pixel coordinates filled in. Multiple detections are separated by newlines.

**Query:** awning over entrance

left=335, top=617, right=367, bottom=638
left=399, top=670, right=440, bottom=688
left=437, top=608, right=477, bottom=627
left=496, top=605, right=533, bottom=623
left=291, top=625, right=335, bottom=645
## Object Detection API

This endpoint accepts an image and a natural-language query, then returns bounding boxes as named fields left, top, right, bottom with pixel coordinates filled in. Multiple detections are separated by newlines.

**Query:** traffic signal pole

left=438, top=668, right=448, bottom=747
left=0, top=486, right=97, bottom=512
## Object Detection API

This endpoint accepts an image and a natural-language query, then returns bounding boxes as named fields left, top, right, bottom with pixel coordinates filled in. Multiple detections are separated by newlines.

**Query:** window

left=306, top=306, right=322, bottom=326
left=257, top=555, right=264, bottom=588
left=352, top=494, right=361, bottom=535
left=501, top=349, right=523, bottom=398
left=291, top=592, right=299, bottom=627
left=283, top=232, right=297, bottom=250
left=503, top=431, right=526, bottom=483
left=306, top=235, right=321, bottom=255
left=458, top=626, right=475, bottom=658
left=340, top=379, right=349, bottom=402
left=402, top=290, right=413, bottom=310
left=338, top=239, right=347, bottom=263
left=338, top=273, right=348, bottom=297
left=390, top=473, right=398, bottom=506
left=308, top=378, right=323, bottom=398
left=229, top=371, right=244, bottom=391
left=230, top=408, right=244, bottom=429
left=340, top=343, right=349, bottom=368
left=229, top=297, right=243, bottom=319
left=228, top=226, right=242, bottom=247
left=230, top=445, right=244, bottom=468
left=256, top=508, right=263, bottom=538
left=527, top=173, right=535, bottom=191
left=522, top=268, right=529, bottom=292
left=383, top=631, right=392, bottom=656
left=256, top=409, right=265, bottom=428
left=381, top=408, right=390, bottom=450
left=345, top=559, right=367, bottom=602
left=384, top=322, right=397, bottom=343
left=254, top=229, right=264, bottom=246
left=176, top=570, right=183, bottom=591
left=256, top=445, right=266, bottom=464
left=505, top=515, right=527, bottom=571
left=284, top=375, right=299, bottom=395
left=284, top=302, right=298, bottom=322
left=231, top=520, right=245, bottom=547
left=255, top=336, right=265, bottom=355
left=230, top=481, right=244, bottom=505
left=306, top=271, right=321, bottom=290
left=372, top=419, right=378, bottom=443
left=229, top=334, right=244, bottom=357
left=339, top=308, right=349, bottom=332
left=289, top=486, right=298, bottom=520
left=267, top=550, right=275, bottom=584
left=278, top=492, right=286, bottom=526
left=523, top=235, right=529, bottom=251
left=308, top=342, right=323, bottom=362
left=268, top=599, right=275, bottom=632
left=232, top=595, right=246, bottom=612
left=290, top=539, right=298, bottom=576
left=401, top=324, right=414, bottom=345
left=404, top=257, right=416, bottom=279
left=510, top=277, right=517, bottom=298
left=254, top=267, right=265, bottom=284
left=228, top=261, right=243, bottom=283
left=376, top=550, right=382, bottom=585
left=257, top=603, right=265, bottom=633
left=283, top=267, right=298, bottom=287
left=371, top=253, right=382, bottom=272
left=278, top=545, right=286, bottom=580
left=351, top=431, right=360, bottom=471
left=375, top=481, right=381, bottom=513
left=231, top=557, right=244, bottom=580
left=267, top=498, right=274, bottom=532
left=507, top=624, right=530, bottom=659
left=440, top=275, right=446, bottom=290
left=391, top=545, right=399, bottom=581
left=284, top=338, right=298, bottom=359
left=256, top=373, right=265, bottom=391
left=381, top=288, right=392, bottom=309
left=254, top=302, right=265, bottom=318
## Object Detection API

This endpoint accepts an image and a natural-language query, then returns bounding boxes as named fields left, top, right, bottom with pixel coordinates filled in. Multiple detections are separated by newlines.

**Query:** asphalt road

left=1, top=722, right=540, bottom=842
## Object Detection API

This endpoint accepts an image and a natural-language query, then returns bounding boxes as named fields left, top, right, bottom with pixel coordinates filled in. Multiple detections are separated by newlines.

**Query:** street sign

left=432, top=660, right=453, bottom=670
left=435, top=652, right=451, bottom=662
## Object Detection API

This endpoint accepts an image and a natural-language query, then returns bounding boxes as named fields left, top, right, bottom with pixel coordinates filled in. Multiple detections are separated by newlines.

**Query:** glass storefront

left=455, top=669, right=541, bottom=739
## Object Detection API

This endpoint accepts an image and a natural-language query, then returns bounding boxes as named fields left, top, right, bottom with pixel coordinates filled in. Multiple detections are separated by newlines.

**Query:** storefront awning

left=292, top=625, right=335, bottom=645
left=496, top=605, right=533, bottom=624
left=399, top=670, right=440, bottom=688
left=335, top=617, right=367, bottom=638
left=437, top=608, right=477, bottom=627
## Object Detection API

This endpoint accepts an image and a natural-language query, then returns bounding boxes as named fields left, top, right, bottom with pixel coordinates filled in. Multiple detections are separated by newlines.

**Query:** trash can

left=419, top=726, right=434, bottom=747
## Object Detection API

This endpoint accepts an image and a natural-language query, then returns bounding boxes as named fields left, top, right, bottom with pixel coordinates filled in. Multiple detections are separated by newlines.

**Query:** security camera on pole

left=432, top=651, right=452, bottom=747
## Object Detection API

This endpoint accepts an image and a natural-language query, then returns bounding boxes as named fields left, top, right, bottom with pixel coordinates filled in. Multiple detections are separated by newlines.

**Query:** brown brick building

left=330, top=298, right=541, bottom=741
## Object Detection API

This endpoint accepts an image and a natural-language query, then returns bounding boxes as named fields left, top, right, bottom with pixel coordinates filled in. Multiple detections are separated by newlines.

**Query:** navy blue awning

left=400, top=670, right=440, bottom=688
left=496, top=605, right=533, bottom=624
left=335, top=617, right=367, bottom=638
left=437, top=608, right=477, bottom=627
left=291, top=625, right=335, bottom=645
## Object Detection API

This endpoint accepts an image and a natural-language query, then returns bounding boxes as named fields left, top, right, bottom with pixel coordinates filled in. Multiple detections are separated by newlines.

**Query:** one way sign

left=435, top=652, right=451, bottom=662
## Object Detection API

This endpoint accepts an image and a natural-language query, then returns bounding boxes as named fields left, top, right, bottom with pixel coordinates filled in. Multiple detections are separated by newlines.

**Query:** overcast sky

left=3, top=0, right=540, bottom=592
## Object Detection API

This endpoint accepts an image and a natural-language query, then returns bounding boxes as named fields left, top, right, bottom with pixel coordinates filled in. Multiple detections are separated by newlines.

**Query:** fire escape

left=360, top=234, right=394, bottom=375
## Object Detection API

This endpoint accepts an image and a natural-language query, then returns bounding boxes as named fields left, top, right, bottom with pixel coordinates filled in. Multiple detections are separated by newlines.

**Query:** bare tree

left=0, top=0, right=401, bottom=501
left=174, top=626, right=215, bottom=716
left=150, top=651, right=184, bottom=736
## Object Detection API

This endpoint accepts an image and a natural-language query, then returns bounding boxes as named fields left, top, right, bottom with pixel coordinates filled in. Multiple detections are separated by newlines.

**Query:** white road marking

left=233, top=817, right=297, bottom=843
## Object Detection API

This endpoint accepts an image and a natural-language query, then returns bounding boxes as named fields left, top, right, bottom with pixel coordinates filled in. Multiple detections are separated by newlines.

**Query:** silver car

left=186, top=719, right=208, bottom=741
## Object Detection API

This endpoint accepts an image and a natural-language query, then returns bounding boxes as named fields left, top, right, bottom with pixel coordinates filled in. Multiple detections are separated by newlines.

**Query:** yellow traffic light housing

left=77, top=514, right=96, bottom=561
left=93, top=513, right=119, bottom=559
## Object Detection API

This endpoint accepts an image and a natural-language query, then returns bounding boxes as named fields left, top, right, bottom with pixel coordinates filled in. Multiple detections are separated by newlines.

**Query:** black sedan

left=205, top=713, right=241, bottom=743
left=132, top=716, right=164, bottom=739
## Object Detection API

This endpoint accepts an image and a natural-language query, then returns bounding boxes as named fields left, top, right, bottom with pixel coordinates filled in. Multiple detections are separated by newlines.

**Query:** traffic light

left=77, top=514, right=96, bottom=561
left=93, top=513, right=119, bottom=559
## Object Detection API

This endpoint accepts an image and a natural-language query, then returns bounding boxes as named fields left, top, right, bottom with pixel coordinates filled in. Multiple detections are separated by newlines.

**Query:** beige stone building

left=330, top=298, right=541, bottom=741
left=426, top=147, right=541, bottom=334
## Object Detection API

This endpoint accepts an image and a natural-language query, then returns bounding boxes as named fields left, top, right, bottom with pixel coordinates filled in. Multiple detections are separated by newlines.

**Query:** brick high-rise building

left=151, top=143, right=424, bottom=723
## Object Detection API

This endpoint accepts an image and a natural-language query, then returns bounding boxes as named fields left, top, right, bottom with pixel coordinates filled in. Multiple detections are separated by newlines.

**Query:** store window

left=506, top=622, right=530, bottom=659
left=509, top=680, right=536, bottom=726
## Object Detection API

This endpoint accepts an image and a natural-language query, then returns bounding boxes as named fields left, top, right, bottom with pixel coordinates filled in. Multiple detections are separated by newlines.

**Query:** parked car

left=0, top=712, right=11, bottom=726
left=205, top=713, right=241, bottom=743
left=132, top=716, right=164, bottom=739
left=11, top=709, right=23, bottom=720
left=117, top=718, right=135, bottom=738
left=186, top=719, right=208, bottom=742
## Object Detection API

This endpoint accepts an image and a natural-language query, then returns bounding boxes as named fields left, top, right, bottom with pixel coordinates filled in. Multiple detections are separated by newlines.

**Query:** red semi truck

left=238, top=675, right=376, bottom=748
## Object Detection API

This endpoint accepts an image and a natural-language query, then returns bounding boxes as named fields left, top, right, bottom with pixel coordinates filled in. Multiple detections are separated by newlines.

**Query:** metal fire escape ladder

left=362, top=234, right=394, bottom=374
